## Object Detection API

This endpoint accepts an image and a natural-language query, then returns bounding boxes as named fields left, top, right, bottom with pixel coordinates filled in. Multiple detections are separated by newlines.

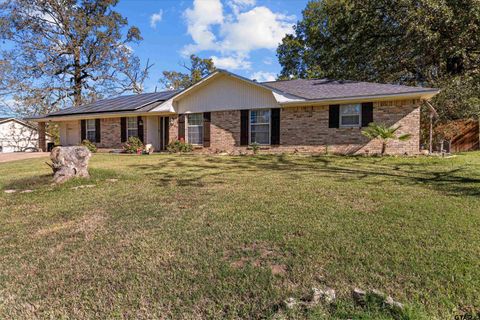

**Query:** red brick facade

left=189, top=99, right=420, bottom=155
left=72, top=99, right=421, bottom=155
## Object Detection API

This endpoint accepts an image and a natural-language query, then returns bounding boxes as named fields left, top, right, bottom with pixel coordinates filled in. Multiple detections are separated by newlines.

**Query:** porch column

left=38, top=122, right=47, bottom=152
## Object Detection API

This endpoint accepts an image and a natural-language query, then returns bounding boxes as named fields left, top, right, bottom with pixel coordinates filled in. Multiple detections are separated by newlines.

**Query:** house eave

left=29, top=110, right=176, bottom=122
left=279, top=90, right=440, bottom=107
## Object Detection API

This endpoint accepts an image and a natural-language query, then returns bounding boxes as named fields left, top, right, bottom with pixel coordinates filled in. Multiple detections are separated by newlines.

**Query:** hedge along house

left=32, top=70, right=439, bottom=155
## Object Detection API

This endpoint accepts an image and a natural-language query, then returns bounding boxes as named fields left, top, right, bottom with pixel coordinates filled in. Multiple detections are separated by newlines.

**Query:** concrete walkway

left=0, top=152, right=49, bottom=163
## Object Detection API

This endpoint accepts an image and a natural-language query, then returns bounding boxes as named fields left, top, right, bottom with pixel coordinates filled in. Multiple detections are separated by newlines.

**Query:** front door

left=159, top=117, right=170, bottom=151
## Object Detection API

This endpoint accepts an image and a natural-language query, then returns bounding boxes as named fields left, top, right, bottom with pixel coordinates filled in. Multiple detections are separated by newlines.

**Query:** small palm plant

left=362, top=123, right=411, bottom=156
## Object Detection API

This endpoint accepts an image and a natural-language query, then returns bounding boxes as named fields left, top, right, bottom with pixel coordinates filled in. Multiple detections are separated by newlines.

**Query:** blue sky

left=115, top=0, right=308, bottom=92
left=0, top=0, right=307, bottom=117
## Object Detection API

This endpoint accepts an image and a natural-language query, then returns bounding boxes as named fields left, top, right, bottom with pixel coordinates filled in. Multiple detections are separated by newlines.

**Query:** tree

left=160, top=55, right=216, bottom=90
left=277, top=0, right=480, bottom=121
left=362, top=123, right=411, bottom=155
left=0, top=0, right=151, bottom=116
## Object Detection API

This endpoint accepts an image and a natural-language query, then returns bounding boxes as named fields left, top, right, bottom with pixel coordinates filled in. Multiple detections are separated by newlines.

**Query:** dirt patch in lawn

left=35, top=210, right=107, bottom=240
left=224, top=242, right=289, bottom=276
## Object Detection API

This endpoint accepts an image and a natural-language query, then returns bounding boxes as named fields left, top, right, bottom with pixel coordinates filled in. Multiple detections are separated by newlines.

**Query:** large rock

left=49, top=146, right=92, bottom=184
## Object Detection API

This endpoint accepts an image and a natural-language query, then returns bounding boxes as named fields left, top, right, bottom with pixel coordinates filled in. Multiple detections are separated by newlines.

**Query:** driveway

left=0, top=152, right=49, bottom=163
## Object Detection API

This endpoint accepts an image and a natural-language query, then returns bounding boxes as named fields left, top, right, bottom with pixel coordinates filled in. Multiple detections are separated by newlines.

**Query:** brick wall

left=190, top=99, right=421, bottom=155
left=97, top=118, right=121, bottom=148
left=95, top=116, right=148, bottom=149
left=69, top=99, right=420, bottom=154
left=210, top=110, right=241, bottom=151
left=168, top=115, right=179, bottom=143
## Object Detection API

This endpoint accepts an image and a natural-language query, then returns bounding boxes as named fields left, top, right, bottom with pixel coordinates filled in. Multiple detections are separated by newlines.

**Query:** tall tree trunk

left=73, top=46, right=82, bottom=107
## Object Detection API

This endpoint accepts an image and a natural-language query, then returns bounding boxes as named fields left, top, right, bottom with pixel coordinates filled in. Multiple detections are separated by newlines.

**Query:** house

left=31, top=70, right=439, bottom=155
left=0, top=117, right=52, bottom=153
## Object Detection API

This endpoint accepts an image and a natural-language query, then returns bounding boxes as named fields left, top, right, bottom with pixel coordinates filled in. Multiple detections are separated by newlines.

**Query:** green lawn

left=0, top=152, right=479, bottom=319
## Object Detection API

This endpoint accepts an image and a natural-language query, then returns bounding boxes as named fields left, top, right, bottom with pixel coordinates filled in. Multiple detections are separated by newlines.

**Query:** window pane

left=251, top=124, right=269, bottom=144
left=87, top=131, right=96, bottom=141
left=188, top=113, right=203, bottom=126
left=187, top=113, right=203, bottom=145
left=86, top=119, right=96, bottom=130
left=127, top=129, right=138, bottom=138
left=251, top=131, right=269, bottom=145
left=188, top=126, right=203, bottom=145
left=127, top=117, right=137, bottom=129
left=341, top=104, right=360, bottom=114
left=250, top=110, right=270, bottom=124
left=250, top=109, right=270, bottom=144
left=341, top=115, right=360, bottom=125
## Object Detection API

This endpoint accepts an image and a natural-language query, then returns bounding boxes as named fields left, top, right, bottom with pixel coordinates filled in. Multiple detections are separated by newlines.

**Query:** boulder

left=48, top=146, right=92, bottom=184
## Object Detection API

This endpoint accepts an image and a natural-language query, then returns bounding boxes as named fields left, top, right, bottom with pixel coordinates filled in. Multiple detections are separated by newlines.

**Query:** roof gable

left=171, top=72, right=281, bottom=113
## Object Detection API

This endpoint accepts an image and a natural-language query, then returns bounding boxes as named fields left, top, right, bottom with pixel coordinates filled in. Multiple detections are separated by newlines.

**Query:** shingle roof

left=262, top=78, right=438, bottom=100
left=47, top=90, right=180, bottom=117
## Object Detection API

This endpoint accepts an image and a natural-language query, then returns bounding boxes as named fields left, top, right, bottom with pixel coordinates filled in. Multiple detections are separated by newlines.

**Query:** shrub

left=81, top=139, right=97, bottom=153
left=167, top=140, right=193, bottom=153
left=250, top=142, right=260, bottom=155
left=123, top=136, right=144, bottom=154
left=362, top=122, right=411, bottom=156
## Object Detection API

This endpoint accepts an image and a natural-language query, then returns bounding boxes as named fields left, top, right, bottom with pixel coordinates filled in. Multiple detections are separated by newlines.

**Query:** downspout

left=423, top=100, right=439, bottom=154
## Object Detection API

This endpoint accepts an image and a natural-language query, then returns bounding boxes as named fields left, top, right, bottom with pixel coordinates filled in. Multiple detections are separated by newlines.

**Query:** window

left=86, top=119, right=96, bottom=141
left=250, top=109, right=270, bottom=145
left=187, top=113, right=203, bottom=145
left=127, top=117, right=138, bottom=138
left=340, top=104, right=361, bottom=127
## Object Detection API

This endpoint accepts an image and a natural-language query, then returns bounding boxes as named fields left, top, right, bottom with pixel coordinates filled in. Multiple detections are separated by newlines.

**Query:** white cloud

left=183, top=0, right=224, bottom=54
left=150, top=10, right=163, bottom=29
left=182, top=0, right=295, bottom=70
left=227, top=0, right=256, bottom=15
left=220, top=7, right=294, bottom=52
left=211, top=53, right=251, bottom=70
left=250, top=71, right=276, bottom=82
left=231, top=0, right=256, bottom=6
left=263, top=57, right=273, bottom=65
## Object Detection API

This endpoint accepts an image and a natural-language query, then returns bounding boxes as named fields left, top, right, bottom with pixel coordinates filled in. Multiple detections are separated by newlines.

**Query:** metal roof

left=262, top=78, right=438, bottom=100
left=47, top=90, right=180, bottom=117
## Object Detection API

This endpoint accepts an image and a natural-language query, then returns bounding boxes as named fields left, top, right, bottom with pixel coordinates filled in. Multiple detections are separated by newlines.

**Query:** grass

left=0, top=152, right=479, bottom=319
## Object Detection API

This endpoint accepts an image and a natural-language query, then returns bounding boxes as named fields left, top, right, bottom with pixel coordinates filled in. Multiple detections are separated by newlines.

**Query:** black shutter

left=329, top=105, right=340, bottom=128
left=240, top=110, right=249, bottom=146
left=95, top=119, right=101, bottom=143
left=271, top=108, right=280, bottom=145
left=137, top=116, right=144, bottom=142
left=178, top=114, right=185, bottom=141
left=81, top=120, right=86, bottom=141
left=361, top=102, right=373, bottom=127
left=203, top=112, right=211, bottom=147
left=120, top=117, right=127, bottom=142
left=164, top=117, right=170, bottom=147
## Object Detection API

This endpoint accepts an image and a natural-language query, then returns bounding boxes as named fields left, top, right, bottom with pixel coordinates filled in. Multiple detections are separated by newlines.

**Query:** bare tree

left=0, top=0, right=151, bottom=115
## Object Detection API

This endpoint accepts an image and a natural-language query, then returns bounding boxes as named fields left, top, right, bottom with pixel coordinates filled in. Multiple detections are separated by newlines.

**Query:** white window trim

left=126, top=117, right=138, bottom=138
left=249, top=109, right=271, bottom=145
left=339, top=104, right=362, bottom=128
left=86, top=119, right=96, bottom=141
left=187, top=113, right=204, bottom=145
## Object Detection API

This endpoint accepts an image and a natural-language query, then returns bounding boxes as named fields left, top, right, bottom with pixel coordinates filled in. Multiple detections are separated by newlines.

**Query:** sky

left=114, top=0, right=308, bottom=92
left=0, top=0, right=308, bottom=117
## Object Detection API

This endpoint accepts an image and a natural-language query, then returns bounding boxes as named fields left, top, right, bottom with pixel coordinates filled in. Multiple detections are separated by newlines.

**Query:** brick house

left=32, top=70, right=439, bottom=155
